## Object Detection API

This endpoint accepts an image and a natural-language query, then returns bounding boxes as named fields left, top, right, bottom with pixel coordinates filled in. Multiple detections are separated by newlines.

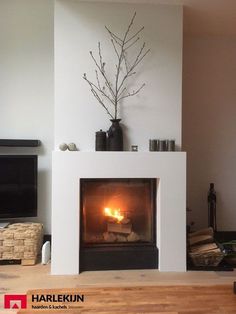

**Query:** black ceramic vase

left=107, top=119, right=123, bottom=151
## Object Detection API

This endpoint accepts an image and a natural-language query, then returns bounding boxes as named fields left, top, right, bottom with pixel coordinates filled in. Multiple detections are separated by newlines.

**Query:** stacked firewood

left=188, top=227, right=221, bottom=253
left=188, top=227, right=224, bottom=266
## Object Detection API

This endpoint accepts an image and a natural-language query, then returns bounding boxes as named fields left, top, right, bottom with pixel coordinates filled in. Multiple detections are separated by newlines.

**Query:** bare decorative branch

left=83, top=12, right=150, bottom=119
left=125, top=26, right=144, bottom=44
left=105, top=26, right=122, bottom=46
left=118, top=83, right=145, bottom=102
left=83, top=74, right=115, bottom=105
left=95, top=70, right=101, bottom=90
left=91, top=88, right=114, bottom=119
left=89, top=51, right=115, bottom=98
left=124, top=36, right=140, bottom=51
left=110, top=39, right=120, bottom=60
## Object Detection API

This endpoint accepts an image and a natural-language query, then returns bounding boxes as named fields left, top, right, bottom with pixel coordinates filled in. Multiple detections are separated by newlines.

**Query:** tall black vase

left=107, top=119, right=123, bottom=151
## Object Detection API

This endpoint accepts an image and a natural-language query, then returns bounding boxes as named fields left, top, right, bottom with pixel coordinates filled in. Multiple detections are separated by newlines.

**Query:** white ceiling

left=147, top=0, right=236, bottom=35
left=87, top=0, right=236, bottom=36
left=181, top=0, right=236, bottom=36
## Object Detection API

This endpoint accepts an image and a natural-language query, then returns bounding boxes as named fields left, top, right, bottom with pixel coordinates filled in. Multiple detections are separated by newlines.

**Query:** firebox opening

left=80, top=178, right=156, bottom=246
left=79, top=178, right=158, bottom=272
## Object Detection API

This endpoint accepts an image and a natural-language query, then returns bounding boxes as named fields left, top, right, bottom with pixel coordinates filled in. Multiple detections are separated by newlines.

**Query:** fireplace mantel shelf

left=54, top=151, right=185, bottom=154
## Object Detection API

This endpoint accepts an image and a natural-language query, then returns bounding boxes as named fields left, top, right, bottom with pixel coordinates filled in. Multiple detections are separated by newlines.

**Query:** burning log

left=107, top=222, right=132, bottom=234
left=121, top=218, right=130, bottom=225
left=103, top=206, right=132, bottom=234
left=104, top=207, right=124, bottom=223
left=107, top=217, right=118, bottom=224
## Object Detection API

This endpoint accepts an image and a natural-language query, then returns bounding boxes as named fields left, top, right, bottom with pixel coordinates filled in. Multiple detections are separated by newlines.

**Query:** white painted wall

left=183, top=36, right=236, bottom=231
left=55, top=0, right=183, bottom=151
left=0, top=0, right=54, bottom=233
left=0, top=0, right=183, bottom=235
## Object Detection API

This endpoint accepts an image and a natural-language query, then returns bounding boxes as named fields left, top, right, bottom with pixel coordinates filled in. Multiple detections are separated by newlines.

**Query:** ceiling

left=180, top=0, right=236, bottom=36
left=89, top=0, right=236, bottom=36
left=147, top=0, right=236, bottom=35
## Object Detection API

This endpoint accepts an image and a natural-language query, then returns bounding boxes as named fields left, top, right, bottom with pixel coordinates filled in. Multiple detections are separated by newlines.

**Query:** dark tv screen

left=0, top=155, right=37, bottom=219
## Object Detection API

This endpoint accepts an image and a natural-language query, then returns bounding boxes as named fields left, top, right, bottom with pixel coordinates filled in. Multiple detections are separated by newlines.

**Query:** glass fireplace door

left=80, top=178, right=156, bottom=246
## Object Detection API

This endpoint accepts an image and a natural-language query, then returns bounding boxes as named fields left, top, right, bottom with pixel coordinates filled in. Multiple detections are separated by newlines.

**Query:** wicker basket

left=189, top=251, right=224, bottom=267
left=0, top=223, right=43, bottom=265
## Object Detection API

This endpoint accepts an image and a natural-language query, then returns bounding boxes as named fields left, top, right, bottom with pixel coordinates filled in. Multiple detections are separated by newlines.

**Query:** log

left=107, top=217, right=130, bottom=224
left=107, top=222, right=132, bottom=234
left=190, top=243, right=218, bottom=253
left=121, top=218, right=130, bottom=225
left=191, top=247, right=221, bottom=254
left=188, top=227, right=214, bottom=238
left=107, top=217, right=118, bottom=224
left=189, top=234, right=213, bottom=247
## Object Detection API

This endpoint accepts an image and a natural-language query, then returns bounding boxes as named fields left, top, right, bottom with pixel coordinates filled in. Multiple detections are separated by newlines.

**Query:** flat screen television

left=0, top=155, right=37, bottom=219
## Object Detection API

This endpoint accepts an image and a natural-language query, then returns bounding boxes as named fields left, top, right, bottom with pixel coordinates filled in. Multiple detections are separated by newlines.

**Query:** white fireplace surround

left=51, top=151, right=186, bottom=275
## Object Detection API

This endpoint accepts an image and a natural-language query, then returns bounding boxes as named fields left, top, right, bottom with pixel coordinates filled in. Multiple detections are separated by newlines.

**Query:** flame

left=104, top=207, right=124, bottom=223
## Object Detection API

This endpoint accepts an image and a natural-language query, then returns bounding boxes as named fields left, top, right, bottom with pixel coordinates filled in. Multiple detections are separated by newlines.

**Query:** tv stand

left=0, top=222, right=10, bottom=229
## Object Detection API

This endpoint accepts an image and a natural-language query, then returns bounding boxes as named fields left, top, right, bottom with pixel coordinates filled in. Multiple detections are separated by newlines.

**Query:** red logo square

left=4, top=294, right=27, bottom=309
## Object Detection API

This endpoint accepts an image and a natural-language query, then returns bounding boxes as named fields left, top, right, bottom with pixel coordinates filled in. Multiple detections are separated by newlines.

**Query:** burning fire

left=104, top=207, right=124, bottom=223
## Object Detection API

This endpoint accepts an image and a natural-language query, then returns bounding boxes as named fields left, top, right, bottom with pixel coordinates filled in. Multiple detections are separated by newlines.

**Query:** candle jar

left=149, top=139, right=157, bottom=151
left=95, top=129, right=106, bottom=151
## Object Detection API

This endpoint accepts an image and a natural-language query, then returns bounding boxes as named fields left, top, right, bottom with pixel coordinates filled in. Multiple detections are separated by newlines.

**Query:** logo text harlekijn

left=32, top=294, right=84, bottom=303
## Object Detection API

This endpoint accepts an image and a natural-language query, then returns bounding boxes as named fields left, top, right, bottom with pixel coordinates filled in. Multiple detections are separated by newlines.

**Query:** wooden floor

left=1, top=263, right=236, bottom=293
left=0, top=263, right=235, bottom=313
left=18, top=285, right=236, bottom=314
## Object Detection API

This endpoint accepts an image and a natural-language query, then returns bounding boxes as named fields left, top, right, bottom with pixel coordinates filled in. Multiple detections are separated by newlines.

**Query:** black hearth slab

left=80, top=245, right=158, bottom=272
left=187, top=261, right=234, bottom=271
left=187, top=265, right=234, bottom=271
